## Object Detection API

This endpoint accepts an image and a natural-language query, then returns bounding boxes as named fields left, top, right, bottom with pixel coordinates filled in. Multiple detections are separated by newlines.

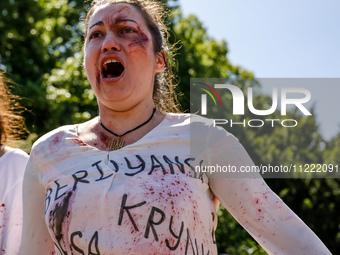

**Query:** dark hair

left=84, top=0, right=180, bottom=112
left=0, top=72, right=26, bottom=145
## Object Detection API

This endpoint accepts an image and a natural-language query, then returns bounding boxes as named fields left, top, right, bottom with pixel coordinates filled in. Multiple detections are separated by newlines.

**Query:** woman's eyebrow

left=89, top=21, right=104, bottom=30
left=89, top=19, right=137, bottom=30
left=115, top=18, right=137, bottom=24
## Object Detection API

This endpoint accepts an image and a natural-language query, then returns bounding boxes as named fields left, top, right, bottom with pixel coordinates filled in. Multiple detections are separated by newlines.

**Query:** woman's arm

left=210, top=177, right=331, bottom=255
left=19, top=154, right=55, bottom=254
left=207, top=133, right=331, bottom=255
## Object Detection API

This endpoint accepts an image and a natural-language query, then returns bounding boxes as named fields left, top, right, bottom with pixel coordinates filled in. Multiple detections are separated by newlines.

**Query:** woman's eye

left=121, top=27, right=137, bottom=34
left=89, top=32, right=103, bottom=40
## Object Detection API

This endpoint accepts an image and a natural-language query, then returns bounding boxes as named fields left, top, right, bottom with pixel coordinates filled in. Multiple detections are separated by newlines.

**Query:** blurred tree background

left=1, top=0, right=339, bottom=254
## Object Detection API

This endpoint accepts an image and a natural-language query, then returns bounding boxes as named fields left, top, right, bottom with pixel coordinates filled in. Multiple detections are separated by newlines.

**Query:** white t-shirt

left=0, top=148, right=29, bottom=254
left=19, top=113, right=331, bottom=255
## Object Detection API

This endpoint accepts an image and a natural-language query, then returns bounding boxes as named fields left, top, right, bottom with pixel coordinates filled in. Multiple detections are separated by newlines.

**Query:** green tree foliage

left=1, top=0, right=339, bottom=254
left=0, top=0, right=91, bottom=134
left=171, top=13, right=253, bottom=111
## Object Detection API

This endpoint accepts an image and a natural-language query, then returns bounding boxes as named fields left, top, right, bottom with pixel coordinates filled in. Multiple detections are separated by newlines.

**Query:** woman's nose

left=102, top=33, right=121, bottom=52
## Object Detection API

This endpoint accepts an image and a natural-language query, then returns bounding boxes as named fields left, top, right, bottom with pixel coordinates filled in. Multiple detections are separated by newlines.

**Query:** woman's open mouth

left=101, top=58, right=125, bottom=81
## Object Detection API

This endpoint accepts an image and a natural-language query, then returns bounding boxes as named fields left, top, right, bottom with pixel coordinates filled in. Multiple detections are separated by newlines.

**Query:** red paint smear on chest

left=51, top=135, right=61, bottom=146
left=98, top=131, right=113, bottom=149
left=71, top=138, right=88, bottom=147
left=49, top=133, right=64, bottom=153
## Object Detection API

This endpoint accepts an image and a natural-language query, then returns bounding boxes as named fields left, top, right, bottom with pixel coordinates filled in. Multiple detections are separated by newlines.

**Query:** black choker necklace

left=99, top=108, right=157, bottom=150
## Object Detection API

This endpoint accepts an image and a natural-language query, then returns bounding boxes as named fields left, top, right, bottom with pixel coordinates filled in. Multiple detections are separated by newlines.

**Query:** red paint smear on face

left=95, top=65, right=100, bottom=90
left=128, top=26, right=149, bottom=48
left=108, top=5, right=130, bottom=20
left=116, top=5, right=130, bottom=14
left=99, top=6, right=131, bottom=32
left=109, top=16, right=149, bottom=49
left=107, top=7, right=134, bottom=34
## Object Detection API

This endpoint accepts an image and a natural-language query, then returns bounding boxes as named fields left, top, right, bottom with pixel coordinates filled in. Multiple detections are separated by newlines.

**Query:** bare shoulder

left=0, top=145, right=14, bottom=157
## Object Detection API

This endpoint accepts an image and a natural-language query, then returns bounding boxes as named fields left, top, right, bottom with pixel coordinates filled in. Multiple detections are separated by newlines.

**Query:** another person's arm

left=19, top=153, right=55, bottom=254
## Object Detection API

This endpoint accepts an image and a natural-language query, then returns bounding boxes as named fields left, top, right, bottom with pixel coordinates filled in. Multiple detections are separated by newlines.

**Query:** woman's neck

left=77, top=103, right=166, bottom=151
left=0, top=144, right=10, bottom=157
left=98, top=103, right=156, bottom=136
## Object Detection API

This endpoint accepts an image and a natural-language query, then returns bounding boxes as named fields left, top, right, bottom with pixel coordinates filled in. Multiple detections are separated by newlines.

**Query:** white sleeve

left=0, top=150, right=28, bottom=255
left=19, top=152, right=55, bottom=254
left=206, top=131, right=331, bottom=255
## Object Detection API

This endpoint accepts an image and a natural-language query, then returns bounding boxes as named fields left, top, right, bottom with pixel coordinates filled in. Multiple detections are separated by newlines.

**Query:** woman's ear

left=154, top=49, right=166, bottom=73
